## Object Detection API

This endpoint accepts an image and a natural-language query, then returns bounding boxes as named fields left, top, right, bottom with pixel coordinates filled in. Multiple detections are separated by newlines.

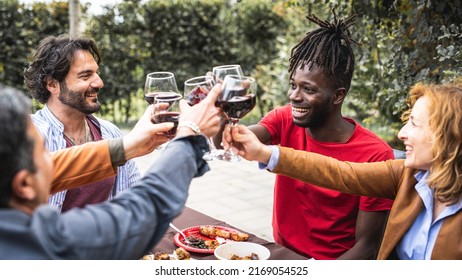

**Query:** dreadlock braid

left=289, top=9, right=359, bottom=90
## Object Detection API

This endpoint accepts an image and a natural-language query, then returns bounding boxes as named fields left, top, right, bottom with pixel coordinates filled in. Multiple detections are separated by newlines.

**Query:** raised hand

left=123, top=104, right=173, bottom=160
left=178, top=83, right=223, bottom=138
left=222, top=124, right=272, bottom=163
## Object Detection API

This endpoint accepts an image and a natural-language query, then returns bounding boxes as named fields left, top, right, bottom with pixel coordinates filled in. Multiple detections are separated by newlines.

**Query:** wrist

left=258, top=145, right=273, bottom=164
left=177, top=121, right=201, bottom=136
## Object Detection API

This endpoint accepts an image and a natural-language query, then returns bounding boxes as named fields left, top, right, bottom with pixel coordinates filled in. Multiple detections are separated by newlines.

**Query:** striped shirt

left=31, top=105, right=141, bottom=211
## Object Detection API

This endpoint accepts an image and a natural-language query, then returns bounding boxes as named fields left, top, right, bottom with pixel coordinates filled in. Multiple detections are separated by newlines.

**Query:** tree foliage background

left=1, top=0, right=461, bottom=148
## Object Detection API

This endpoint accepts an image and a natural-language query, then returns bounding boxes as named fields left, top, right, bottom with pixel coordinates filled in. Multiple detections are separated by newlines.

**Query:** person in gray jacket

left=0, top=83, right=222, bottom=259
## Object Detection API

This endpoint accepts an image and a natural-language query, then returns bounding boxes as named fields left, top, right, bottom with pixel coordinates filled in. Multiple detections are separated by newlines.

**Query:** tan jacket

left=50, top=140, right=117, bottom=194
left=274, top=146, right=462, bottom=259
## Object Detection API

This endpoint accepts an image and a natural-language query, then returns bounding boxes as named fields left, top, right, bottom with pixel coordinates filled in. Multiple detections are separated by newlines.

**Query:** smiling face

left=398, top=96, right=434, bottom=170
left=288, top=65, right=337, bottom=128
left=57, top=50, right=104, bottom=114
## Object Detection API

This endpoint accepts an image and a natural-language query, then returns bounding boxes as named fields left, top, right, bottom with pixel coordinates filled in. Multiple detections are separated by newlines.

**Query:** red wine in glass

left=146, top=91, right=181, bottom=105
left=221, top=94, right=256, bottom=121
left=155, top=92, right=182, bottom=105
left=145, top=92, right=158, bottom=104
left=186, top=86, right=209, bottom=106
left=152, top=111, right=180, bottom=138
left=152, top=92, right=182, bottom=138
left=215, top=75, right=256, bottom=162
left=220, top=85, right=256, bottom=121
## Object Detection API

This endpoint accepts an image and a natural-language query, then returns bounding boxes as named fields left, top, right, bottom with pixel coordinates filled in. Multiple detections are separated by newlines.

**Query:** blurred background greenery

left=1, top=0, right=461, bottom=149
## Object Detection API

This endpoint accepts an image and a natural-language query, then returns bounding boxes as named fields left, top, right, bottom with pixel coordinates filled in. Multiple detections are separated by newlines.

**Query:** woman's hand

left=222, top=124, right=272, bottom=164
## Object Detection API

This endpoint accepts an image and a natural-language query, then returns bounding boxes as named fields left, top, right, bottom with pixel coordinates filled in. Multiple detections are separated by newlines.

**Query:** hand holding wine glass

left=184, top=76, right=217, bottom=160
left=178, top=83, right=223, bottom=139
left=215, top=75, right=257, bottom=162
left=221, top=123, right=273, bottom=164
left=144, top=71, right=181, bottom=149
left=152, top=93, right=182, bottom=139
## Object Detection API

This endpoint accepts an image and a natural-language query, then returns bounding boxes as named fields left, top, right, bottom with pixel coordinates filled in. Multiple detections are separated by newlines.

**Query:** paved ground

left=133, top=148, right=276, bottom=242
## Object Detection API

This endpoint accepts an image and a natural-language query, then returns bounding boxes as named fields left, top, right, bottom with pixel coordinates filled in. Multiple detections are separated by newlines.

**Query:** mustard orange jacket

left=50, top=140, right=117, bottom=194
left=274, top=146, right=462, bottom=260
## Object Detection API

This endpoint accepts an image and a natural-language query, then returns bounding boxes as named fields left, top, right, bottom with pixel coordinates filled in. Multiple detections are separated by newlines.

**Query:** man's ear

left=45, top=77, right=60, bottom=95
left=333, top=88, right=347, bottom=105
left=11, top=170, right=36, bottom=201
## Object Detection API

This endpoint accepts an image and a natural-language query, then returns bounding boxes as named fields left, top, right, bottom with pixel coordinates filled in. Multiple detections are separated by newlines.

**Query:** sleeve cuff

left=108, top=138, right=127, bottom=166
left=258, top=145, right=279, bottom=171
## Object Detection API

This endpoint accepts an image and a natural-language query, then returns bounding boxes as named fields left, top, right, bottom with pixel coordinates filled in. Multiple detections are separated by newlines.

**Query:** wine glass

left=144, top=72, right=180, bottom=150
left=184, top=75, right=216, bottom=160
left=144, top=72, right=179, bottom=104
left=212, top=64, right=244, bottom=84
left=152, top=93, right=182, bottom=139
left=184, top=75, right=215, bottom=106
left=215, top=75, right=257, bottom=162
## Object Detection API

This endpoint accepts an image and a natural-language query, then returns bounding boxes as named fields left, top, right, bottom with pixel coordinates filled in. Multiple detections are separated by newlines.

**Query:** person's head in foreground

left=0, top=85, right=50, bottom=210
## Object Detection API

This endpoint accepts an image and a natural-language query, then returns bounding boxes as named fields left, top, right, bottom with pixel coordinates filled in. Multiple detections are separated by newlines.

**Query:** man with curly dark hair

left=24, top=35, right=145, bottom=212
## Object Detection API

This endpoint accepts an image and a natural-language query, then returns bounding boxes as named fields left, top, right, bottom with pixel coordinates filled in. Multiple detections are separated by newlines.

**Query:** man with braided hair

left=247, top=11, right=395, bottom=259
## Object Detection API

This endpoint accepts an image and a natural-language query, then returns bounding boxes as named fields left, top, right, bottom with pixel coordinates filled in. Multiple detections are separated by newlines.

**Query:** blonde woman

left=225, top=81, right=462, bottom=259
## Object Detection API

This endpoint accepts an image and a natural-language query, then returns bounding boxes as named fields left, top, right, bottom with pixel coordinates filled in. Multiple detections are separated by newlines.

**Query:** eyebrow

left=78, top=69, right=94, bottom=75
left=290, top=78, right=316, bottom=87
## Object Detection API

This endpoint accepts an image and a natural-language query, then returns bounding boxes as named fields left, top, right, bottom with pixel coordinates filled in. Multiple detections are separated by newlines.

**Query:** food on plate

left=230, top=232, right=250, bottom=241
left=153, top=251, right=171, bottom=260
left=186, top=235, right=208, bottom=249
left=184, top=235, right=219, bottom=250
left=204, top=239, right=220, bottom=249
left=174, top=247, right=191, bottom=260
left=142, top=249, right=193, bottom=260
left=199, top=226, right=249, bottom=241
left=199, top=225, right=219, bottom=237
left=142, top=254, right=154, bottom=260
left=174, top=225, right=252, bottom=253
left=230, top=253, right=260, bottom=260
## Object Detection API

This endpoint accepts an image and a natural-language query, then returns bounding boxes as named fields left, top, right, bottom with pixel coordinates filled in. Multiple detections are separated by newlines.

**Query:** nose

left=90, top=74, right=104, bottom=89
left=397, top=122, right=408, bottom=140
left=288, top=89, right=302, bottom=102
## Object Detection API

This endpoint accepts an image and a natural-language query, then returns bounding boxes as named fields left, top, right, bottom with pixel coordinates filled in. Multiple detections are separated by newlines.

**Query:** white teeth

left=292, top=107, right=308, bottom=113
left=292, top=107, right=309, bottom=118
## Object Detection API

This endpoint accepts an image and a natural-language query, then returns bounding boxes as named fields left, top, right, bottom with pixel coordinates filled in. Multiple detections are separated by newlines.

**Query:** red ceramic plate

left=173, top=225, right=238, bottom=254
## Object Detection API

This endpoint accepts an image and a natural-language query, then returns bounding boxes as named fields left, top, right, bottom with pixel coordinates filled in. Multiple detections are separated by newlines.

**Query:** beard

left=292, top=101, right=332, bottom=129
left=58, top=82, right=101, bottom=115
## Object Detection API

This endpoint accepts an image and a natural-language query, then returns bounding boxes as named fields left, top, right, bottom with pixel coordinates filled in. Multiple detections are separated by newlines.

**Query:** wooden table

left=151, top=207, right=308, bottom=260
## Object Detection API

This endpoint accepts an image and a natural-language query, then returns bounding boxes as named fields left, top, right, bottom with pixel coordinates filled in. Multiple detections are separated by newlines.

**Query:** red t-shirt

left=259, top=105, right=394, bottom=259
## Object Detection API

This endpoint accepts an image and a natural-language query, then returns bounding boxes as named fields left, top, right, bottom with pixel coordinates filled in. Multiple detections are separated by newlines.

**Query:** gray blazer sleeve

left=33, top=135, right=210, bottom=259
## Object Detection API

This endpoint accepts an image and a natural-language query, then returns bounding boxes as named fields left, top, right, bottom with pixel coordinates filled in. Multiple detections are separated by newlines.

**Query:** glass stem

left=226, top=119, right=239, bottom=154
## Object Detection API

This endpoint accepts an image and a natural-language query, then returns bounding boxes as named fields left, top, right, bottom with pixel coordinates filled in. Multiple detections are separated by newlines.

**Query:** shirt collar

left=414, top=170, right=429, bottom=183
left=40, top=105, right=65, bottom=133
